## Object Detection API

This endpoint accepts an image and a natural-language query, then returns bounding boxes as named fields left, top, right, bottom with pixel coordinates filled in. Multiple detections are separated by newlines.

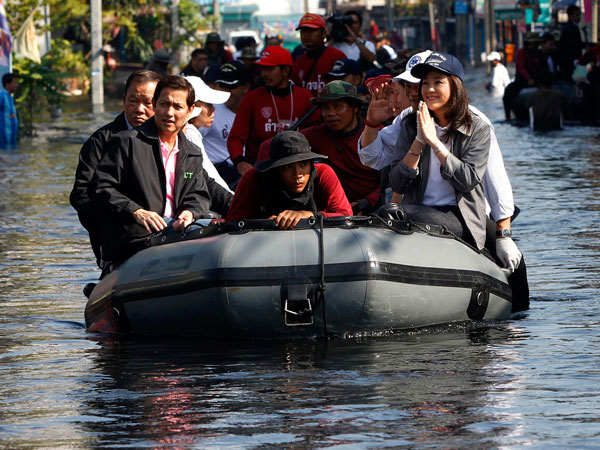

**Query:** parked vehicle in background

left=227, top=30, right=261, bottom=53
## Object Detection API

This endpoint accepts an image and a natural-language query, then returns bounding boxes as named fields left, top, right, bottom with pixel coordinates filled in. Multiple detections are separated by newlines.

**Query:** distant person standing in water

left=485, top=52, right=511, bottom=98
left=526, top=73, right=567, bottom=131
left=0, top=73, right=19, bottom=149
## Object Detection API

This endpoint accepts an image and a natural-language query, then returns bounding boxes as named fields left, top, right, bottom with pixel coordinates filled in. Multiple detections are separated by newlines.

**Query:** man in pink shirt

left=93, top=75, right=213, bottom=265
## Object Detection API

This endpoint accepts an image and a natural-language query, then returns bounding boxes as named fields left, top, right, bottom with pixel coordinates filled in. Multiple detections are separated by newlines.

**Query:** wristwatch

left=496, top=228, right=512, bottom=238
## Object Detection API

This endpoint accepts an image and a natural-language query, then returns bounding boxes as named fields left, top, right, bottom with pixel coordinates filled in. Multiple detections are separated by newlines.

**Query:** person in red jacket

left=226, top=131, right=352, bottom=228
left=227, top=46, right=319, bottom=176
left=291, top=13, right=346, bottom=96
left=257, top=81, right=380, bottom=215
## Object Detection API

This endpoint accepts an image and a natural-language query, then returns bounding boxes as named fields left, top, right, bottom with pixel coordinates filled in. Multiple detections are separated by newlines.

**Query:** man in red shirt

left=226, top=131, right=352, bottom=227
left=227, top=46, right=319, bottom=176
left=291, top=13, right=346, bottom=96
left=258, top=81, right=380, bottom=215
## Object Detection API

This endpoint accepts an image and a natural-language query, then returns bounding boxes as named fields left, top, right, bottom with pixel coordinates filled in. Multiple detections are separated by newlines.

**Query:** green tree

left=13, top=57, right=68, bottom=136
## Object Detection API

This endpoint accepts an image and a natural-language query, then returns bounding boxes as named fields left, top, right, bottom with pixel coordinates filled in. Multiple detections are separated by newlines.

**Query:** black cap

left=327, top=58, right=362, bottom=78
left=257, top=131, right=327, bottom=172
left=214, top=61, right=248, bottom=88
left=203, top=63, right=221, bottom=83
left=410, top=52, right=465, bottom=81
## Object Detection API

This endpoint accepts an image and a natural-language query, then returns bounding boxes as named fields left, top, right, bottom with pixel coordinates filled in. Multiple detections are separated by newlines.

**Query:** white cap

left=184, top=76, right=230, bottom=119
left=394, top=50, right=433, bottom=84
left=486, top=51, right=502, bottom=61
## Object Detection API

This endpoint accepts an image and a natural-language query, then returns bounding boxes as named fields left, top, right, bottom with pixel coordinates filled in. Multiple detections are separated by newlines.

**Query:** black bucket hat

left=411, top=51, right=465, bottom=81
left=205, top=32, right=224, bottom=44
left=257, top=131, right=327, bottom=172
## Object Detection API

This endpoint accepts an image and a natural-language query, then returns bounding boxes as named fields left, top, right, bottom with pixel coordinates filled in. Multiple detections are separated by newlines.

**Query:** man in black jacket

left=70, top=70, right=162, bottom=267
left=557, top=5, right=585, bottom=80
left=93, top=76, right=218, bottom=265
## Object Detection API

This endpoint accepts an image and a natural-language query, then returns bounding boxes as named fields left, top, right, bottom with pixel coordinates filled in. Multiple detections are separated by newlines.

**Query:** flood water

left=1, top=72, right=600, bottom=448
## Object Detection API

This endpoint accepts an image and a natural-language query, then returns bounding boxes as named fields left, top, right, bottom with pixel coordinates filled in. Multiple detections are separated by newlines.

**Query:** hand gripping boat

left=84, top=211, right=517, bottom=339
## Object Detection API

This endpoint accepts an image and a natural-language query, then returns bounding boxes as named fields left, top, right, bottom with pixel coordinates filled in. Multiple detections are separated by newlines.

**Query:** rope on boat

left=316, top=212, right=328, bottom=339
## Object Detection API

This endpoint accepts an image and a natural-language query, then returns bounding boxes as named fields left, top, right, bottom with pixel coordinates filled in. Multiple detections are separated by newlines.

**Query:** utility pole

left=592, top=0, right=598, bottom=43
left=90, top=0, right=103, bottom=114
left=327, top=0, right=336, bottom=15
left=303, top=0, right=309, bottom=14
left=386, top=0, right=394, bottom=36
left=428, top=1, right=437, bottom=50
left=171, top=0, right=179, bottom=72
left=483, top=0, right=496, bottom=60
left=213, top=0, right=221, bottom=35
left=489, top=0, right=497, bottom=51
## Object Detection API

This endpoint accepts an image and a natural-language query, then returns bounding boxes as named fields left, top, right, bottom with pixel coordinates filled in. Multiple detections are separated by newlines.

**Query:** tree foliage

left=394, top=0, right=430, bottom=18
left=7, top=0, right=209, bottom=65
left=13, top=38, right=89, bottom=135
left=7, top=0, right=209, bottom=126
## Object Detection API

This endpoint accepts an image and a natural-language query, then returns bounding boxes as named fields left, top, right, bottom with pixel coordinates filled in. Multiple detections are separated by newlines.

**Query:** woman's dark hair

left=419, top=72, right=471, bottom=133
left=152, top=75, right=195, bottom=107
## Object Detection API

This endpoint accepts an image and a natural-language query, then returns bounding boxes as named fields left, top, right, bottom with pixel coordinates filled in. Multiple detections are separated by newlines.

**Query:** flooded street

left=1, top=74, right=600, bottom=448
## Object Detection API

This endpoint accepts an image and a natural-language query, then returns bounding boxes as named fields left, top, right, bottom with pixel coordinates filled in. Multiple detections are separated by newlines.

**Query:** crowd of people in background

left=496, top=5, right=600, bottom=129
left=64, top=7, right=600, bottom=306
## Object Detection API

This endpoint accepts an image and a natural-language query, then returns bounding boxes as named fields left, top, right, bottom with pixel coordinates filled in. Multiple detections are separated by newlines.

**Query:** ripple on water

left=1, top=74, right=600, bottom=448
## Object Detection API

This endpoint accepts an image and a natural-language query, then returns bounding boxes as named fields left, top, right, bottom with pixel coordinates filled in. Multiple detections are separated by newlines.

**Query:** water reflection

left=1, top=73, right=600, bottom=448
left=79, top=325, right=528, bottom=448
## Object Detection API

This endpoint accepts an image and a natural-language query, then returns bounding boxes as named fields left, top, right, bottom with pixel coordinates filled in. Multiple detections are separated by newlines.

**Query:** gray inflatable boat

left=85, top=214, right=514, bottom=339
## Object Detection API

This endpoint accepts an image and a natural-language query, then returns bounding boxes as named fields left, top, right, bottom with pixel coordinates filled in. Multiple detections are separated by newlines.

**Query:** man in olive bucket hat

left=503, top=31, right=546, bottom=120
left=257, top=80, right=381, bottom=215
left=225, top=130, right=353, bottom=228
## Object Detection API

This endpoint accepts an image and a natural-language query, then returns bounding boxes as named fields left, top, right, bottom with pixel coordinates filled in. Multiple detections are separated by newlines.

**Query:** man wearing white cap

left=357, top=51, right=526, bottom=283
left=485, top=52, right=511, bottom=98
left=184, top=75, right=233, bottom=193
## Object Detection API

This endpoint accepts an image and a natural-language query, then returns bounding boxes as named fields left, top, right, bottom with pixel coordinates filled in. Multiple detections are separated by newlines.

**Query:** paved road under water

left=1, top=74, right=599, bottom=448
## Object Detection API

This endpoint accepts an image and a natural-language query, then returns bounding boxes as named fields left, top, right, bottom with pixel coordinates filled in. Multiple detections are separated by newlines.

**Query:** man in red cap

left=291, top=13, right=346, bottom=97
left=227, top=46, right=319, bottom=176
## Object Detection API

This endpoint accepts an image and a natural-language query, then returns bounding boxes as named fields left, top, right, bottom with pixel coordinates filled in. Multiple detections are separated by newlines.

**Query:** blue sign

left=454, top=0, right=469, bottom=14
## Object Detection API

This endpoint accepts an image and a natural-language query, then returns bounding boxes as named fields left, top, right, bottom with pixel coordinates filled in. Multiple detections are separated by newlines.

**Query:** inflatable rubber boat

left=84, top=213, right=516, bottom=339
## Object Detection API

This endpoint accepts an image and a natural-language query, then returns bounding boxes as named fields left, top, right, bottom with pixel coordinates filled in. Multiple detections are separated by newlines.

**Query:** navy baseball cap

left=410, top=52, right=464, bottom=81
left=214, top=60, right=248, bottom=88
left=327, top=58, right=362, bottom=78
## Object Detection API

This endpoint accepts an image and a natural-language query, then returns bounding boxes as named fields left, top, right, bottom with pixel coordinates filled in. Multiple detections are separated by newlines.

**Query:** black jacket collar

left=114, top=111, right=128, bottom=131
left=136, top=117, right=202, bottom=156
